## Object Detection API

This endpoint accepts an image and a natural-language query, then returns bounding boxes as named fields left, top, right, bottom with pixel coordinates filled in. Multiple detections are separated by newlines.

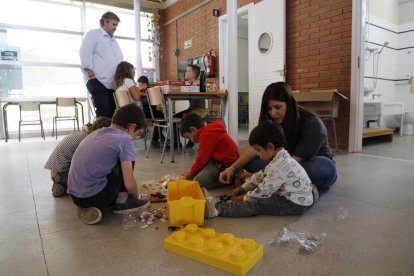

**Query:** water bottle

left=200, top=71, right=206, bottom=92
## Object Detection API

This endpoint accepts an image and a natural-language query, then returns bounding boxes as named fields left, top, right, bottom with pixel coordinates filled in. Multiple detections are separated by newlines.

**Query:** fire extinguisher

left=203, top=49, right=216, bottom=78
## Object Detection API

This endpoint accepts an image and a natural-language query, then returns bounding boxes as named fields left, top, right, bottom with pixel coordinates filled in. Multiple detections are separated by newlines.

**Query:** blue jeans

left=86, top=78, right=115, bottom=118
left=193, top=159, right=226, bottom=190
left=244, top=156, right=337, bottom=191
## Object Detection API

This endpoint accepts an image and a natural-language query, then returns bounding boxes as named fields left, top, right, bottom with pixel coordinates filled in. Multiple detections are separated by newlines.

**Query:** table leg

left=400, top=114, right=403, bottom=136
left=168, top=98, right=174, bottom=162
left=3, top=103, right=10, bottom=142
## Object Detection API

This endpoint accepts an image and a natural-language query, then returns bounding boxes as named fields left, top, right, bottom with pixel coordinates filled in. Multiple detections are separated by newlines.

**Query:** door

left=248, top=0, right=286, bottom=132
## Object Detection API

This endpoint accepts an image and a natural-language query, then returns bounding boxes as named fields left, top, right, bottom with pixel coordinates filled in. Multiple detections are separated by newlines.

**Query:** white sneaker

left=202, top=187, right=219, bottom=218
left=312, top=185, right=319, bottom=202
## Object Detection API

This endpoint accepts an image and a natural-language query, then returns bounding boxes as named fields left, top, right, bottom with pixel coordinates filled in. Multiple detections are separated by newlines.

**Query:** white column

left=134, top=0, right=143, bottom=78
left=227, top=0, right=238, bottom=142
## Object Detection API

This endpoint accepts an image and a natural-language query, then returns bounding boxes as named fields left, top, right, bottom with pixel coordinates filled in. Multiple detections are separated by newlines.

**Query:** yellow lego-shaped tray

left=164, top=224, right=263, bottom=275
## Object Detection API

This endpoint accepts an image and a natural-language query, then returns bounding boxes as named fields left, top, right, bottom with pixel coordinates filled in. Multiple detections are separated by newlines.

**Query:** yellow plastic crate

left=164, top=224, right=263, bottom=275
left=167, top=180, right=206, bottom=226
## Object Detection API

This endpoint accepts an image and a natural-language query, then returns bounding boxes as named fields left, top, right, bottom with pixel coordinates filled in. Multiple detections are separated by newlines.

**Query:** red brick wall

left=286, top=0, right=352, bottom=149
left=159, top=0, right=255, bottom=85
left=159, top=0, right=352, bottom=149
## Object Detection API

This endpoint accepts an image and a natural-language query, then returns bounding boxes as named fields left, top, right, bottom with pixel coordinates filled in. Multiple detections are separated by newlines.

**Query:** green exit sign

left=184, top=39, right=192, bottom=49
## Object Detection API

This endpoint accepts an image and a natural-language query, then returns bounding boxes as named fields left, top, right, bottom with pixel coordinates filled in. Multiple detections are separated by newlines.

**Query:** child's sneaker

left=113, top=196, right=150, bottom=215
left=312, top=185, right=319, bottom=202
left=77, top=207, right=102, bottom=225
left=202, top=187, right=219, bottom=218
left=52, top=182, right=66, bottom=197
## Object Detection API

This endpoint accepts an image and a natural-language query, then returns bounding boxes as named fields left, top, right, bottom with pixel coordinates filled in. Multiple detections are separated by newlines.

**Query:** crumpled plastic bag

left=269, top=226, right=327, bottom=255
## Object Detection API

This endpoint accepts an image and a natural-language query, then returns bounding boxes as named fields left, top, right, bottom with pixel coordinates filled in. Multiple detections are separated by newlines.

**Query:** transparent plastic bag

left=336, top=207, right=348, bottom=221
left=121, top=211, right=142, bottom=231
left=269, top=226, right=327, bottom=255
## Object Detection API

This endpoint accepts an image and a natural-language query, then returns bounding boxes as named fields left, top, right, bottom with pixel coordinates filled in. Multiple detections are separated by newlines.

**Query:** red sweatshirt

left=189, top=120, right=240, bottom=177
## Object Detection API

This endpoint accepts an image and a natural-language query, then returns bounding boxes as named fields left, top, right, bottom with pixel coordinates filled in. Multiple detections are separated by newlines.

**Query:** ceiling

left=80, top=0, right=176, bottom=10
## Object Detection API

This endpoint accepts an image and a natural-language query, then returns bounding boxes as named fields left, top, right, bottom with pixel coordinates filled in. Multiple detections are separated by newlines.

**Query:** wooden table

left=163, top=91, right=227, bottom=162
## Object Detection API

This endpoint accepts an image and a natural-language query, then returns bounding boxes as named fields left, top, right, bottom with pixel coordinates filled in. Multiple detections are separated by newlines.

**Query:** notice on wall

left=1, top=50, right=19, bottom=61
left=184, top=39, right=192, bottom=49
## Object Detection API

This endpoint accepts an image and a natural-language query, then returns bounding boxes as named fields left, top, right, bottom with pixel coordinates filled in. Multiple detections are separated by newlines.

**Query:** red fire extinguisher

left=203, top=49, right=216, bottom=78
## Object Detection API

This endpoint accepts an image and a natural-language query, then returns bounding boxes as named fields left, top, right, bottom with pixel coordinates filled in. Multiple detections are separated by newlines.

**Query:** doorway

left=351, top=0, right=414, bottom=160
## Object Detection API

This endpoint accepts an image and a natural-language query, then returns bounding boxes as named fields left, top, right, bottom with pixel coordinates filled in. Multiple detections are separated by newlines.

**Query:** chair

left=113, top=89, right=151, bottom=150
left=146, top=87, right=182, bottom=163
left=18, top=102, right=45, bottom=142
left=53, top=97, right=79, bottom=139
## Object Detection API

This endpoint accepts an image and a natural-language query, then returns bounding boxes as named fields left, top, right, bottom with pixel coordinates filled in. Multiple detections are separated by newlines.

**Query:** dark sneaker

left=202, top=188, right=219, bottom=218
left=52, top=182, right=66, bottom=197
left=113, top=196, right=150, bottom=215
left=77, top=207, right=102, bottom=225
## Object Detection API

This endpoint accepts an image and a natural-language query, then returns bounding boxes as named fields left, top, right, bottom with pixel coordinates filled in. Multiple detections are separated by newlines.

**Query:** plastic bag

left=269, top=226, right=327, bottom=255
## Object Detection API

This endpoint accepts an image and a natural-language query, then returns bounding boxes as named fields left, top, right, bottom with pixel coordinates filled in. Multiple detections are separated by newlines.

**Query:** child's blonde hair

left=83, top=117, right=112, bottom=134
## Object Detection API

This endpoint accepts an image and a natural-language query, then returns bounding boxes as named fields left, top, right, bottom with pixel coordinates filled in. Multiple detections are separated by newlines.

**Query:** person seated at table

left=180, top=113, right=239, bottom=189
left=68, top=104, right=149, bottom=225
left=114, top=61, right=146, bottom=108
left=44, top=117, right=112, bottom=197
left=174, top=64, right=205, bottom=148
left=137, top=75, right=166, bottom=148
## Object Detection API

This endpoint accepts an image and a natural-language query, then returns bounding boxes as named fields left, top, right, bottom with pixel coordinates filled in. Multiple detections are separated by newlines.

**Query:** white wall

left=369, top=0, right=399, bottom=25
left=238, top=37, right=249, bottom=92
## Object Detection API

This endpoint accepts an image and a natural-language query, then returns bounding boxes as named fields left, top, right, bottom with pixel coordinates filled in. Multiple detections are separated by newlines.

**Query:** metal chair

left=113, top=89, right=150, bottom=150
left=18, top=102, right=45, bottom=142
left=146, top=87, right=182, bottom=163
left=53, top=97, right=79, bottom=139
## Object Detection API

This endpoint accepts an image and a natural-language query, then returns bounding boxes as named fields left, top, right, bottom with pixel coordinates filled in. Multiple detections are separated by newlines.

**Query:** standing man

left=80, top=11, right=124, bottom=118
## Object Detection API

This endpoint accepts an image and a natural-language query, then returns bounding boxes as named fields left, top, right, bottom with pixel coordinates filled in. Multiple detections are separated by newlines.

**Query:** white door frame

left=349, top=0, right=367, bottom=152
left=218, top=3, right=253, bottom=91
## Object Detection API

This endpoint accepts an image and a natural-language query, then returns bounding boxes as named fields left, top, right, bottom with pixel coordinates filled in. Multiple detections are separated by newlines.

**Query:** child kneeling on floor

left=68, top=103, right=149, bottom=225
left=44, top=117, right=112, bottom=197
left=207, top=120, right=318, bottom=218
left=180, top=113, right=239, bottom=189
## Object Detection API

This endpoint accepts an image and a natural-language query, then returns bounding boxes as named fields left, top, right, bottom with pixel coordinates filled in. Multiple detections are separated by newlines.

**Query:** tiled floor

left=1, top=133, right=414, bottom=275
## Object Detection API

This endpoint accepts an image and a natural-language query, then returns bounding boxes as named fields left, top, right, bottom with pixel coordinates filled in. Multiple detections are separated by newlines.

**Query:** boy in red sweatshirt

left=179, top=113, right=240, bottom=189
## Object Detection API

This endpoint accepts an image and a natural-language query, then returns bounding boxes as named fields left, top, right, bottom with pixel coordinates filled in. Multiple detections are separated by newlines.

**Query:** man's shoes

left=52, top=182, right=66, bottom=197
left=113, top=196, right=150, bottom=215
left=186, top=141, right=194, bottom=149
left=77, top=207, right=102, bottom=225
left=312, top=185, right=319, bottom=202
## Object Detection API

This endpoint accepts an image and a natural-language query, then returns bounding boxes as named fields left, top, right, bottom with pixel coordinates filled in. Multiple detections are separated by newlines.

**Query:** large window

left=0, top=0, right=157, bottom=134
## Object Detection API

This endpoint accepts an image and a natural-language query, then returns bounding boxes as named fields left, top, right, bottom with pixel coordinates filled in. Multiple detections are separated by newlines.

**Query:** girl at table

left=44, top=117, right=111, bottom=197
left=114, top=61, right=146, bottom=108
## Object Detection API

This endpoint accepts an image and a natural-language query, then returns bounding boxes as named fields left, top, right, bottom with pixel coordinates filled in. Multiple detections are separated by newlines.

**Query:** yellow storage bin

left=167, top=180, right=206, bottom=226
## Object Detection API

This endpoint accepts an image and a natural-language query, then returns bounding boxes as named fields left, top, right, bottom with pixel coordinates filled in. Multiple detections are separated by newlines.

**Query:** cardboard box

left=160, top=80, right=186, bottom=86
left=160, top=85, right=181, bottom=93
left=293, top=89, right=348, bottom=118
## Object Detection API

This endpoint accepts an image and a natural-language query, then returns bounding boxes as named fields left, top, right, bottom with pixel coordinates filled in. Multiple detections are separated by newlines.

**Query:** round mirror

left=258, top=32, right=272, bottom=54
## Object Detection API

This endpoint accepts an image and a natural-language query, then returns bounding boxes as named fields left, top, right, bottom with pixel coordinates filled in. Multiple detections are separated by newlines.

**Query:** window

left=0, top=0, right=158, bottom=137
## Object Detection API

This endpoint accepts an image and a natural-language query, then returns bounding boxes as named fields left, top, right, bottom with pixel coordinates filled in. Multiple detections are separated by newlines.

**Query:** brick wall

left=159, top=0, right=352, bottom=149
left=286, top=0, right=352, bottom=149
left=159, top=0, right=255, bottom=85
